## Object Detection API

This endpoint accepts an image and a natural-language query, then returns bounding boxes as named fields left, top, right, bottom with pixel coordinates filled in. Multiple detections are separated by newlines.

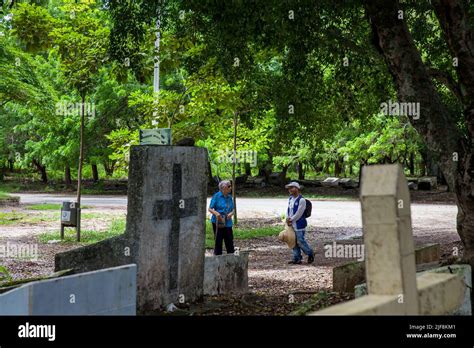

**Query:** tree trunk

left=420, top=149, right=428, bottom=176
left=425, top=150, right=440, bottom=177
left=77, top=94, right=86, bottom=207
left=432, top=0, right=474, bottom=274
left=103, top=160, right=115, bottom=177
left=358, top=162, right=364, bottom=186
left=8, top=159, right=13, bottom=172
left=258, top=160, right=272, bottom=182
left=32, top=159, right=48, bottom=183
left=258, top=166, right=268, bottom=178
left=409, top=153, right=415, bottom=176
left=91, top=164, right=99, bottom=182
left=296, top=161, right=305, bottom=180
left=207, top=160, right=214, bottom=183
left=65, top=165, right=72, bottom=188
left=40, top=162, right=48, bottom=183
left=365, top=0, right=459, bottom=186
left=365, top=0, right=474, bottom=293
left=244, top=162, right=251, bottom=176
left=281, top=164, right=289, bottom=185
left=323, top=162, right=330, bottom=175
left=334, top=159, right=342, bottom=177
left=232, top=111, right=238, bottom=225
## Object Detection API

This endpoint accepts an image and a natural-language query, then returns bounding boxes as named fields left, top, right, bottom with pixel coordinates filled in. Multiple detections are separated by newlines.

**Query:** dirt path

left=236, top=223, right=461, bottom=296
left=0, top=199, right=463, bottom=315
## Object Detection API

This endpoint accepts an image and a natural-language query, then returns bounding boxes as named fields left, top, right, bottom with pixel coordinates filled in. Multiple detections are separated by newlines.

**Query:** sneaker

left=308, top=254, right=315, bottom=264
left=288, top=260, right=302, bottom=265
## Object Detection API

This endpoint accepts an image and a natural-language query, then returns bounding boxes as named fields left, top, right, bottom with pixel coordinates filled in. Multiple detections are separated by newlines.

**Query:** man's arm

left=285, top=198, right=291, bottom=221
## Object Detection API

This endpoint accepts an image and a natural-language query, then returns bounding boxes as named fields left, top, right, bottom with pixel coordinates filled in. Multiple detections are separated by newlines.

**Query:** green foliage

left=48, top=2, right=109, bottom=96
left=1, top=0, right=437, bottom=185
left=337, top=114, right=422, bottom=167
left=106, top=128, right=139, bottom=173
left=0, top=265, right=12, bottom=284
left=26, top=203, right=61, bottom=210
left=11, top=3, right=55, bottom=53
left=38, top=218, right=126, bottom=244
left=0, top=211, right=27, bottom=225
left=205, top=220, right=281, bottom=248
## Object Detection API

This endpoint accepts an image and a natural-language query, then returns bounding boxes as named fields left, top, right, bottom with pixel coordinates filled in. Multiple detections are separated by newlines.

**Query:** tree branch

left=0, top=98, right=13, bottom=108
left=426, top=67, right=462, bottom=102
left=432, top=0, right=474, bottom=131
left=364, top=0, right=461, bottom=189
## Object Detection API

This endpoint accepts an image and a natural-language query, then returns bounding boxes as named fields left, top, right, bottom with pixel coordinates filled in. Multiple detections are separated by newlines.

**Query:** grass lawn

left=0, top=211, right=27, bottom=225
left=38, top=218, right=126, bottom=244
left=205, top=221, right=280, bottom=248
left=0, top=210, right=106, bottom=225
left=0, top=183, right=22, bottom=193
left=26, top=203, right=91, bottom=210
left=0, top=191, right=9, bottom=199
left=27, top=203, right=62, bottom=210
left=37, top=218, right=281, bottom=248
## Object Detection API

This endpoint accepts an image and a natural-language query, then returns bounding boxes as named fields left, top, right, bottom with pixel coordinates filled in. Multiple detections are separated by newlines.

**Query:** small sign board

left=139, top=128, right=171, bottom=145
left=61, top=211, right=71, bottom=222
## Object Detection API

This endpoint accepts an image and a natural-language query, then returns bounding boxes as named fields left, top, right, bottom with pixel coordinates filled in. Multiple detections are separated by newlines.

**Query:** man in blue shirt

left=285, top=181, right=314, bottom=265
left=208, top=180, right=235, bottom=255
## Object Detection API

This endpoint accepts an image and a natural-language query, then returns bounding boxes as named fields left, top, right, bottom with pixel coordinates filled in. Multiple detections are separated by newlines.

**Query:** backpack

left=304, top=198, right=312, bottom=218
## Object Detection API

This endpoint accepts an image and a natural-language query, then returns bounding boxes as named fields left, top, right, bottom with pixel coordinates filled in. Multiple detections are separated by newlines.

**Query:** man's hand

left=226, top=213, right=233, bottom=219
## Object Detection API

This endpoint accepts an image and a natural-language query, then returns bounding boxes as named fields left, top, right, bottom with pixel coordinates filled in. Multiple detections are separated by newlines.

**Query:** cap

left=285, top=181, right=301, bottom=189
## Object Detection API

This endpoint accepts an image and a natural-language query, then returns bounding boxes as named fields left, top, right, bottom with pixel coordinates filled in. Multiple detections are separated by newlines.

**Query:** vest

left=288, top=195, right=307, bottom=230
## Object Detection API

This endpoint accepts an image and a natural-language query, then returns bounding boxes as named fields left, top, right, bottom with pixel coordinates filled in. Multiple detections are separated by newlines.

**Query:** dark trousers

left=212, top=223, right=235, bottom=255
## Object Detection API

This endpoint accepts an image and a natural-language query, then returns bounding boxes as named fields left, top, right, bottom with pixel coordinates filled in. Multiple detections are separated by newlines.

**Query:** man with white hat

left=285, top=181, right=314, bottom=265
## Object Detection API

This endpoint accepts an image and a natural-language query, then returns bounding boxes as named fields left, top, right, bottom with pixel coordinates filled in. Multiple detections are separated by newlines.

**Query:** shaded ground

left=0, top=196, right=463, bottom=315
left=240, top=220, right=461, bottom=292
left=0, top=206, right=125, bottom=282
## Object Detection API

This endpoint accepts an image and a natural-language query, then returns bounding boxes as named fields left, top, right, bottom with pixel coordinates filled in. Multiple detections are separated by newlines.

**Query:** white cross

left=310, top=164, right=465, bottom=315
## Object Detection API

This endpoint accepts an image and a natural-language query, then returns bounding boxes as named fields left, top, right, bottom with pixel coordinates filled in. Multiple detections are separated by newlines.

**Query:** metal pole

left=77, top=208, right=81, bottom=242
left=232, top=112, right=238, bottom=225
left=152, top=12, right=161, bottom=126
left=76, top=95, right=85, bottom=241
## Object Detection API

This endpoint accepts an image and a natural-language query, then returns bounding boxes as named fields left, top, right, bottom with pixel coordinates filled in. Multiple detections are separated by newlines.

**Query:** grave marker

left=310, top=164, right=465, bottom=315
left=55, top=146, right=208, bottom=313
left=153, top=163, right=199, bottom=292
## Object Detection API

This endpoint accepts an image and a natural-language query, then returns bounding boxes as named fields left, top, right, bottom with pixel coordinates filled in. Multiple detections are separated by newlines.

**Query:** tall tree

left=364, top=0, right=474, bottom=283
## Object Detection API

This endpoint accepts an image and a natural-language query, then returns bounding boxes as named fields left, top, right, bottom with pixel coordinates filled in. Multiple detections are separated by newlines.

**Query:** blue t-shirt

left=209, top=191, right=234, bottom=227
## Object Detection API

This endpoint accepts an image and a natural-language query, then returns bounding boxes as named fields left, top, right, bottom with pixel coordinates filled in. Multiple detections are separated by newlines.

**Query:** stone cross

left=55, top=146, right=208, bottom=313
left=310, top=164, right=465, bottom=315
left=153, top=163, right=198, bottom=292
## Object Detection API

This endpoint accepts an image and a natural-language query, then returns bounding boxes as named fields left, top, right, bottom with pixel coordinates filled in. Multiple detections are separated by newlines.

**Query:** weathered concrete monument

left=310, top=164, right=467, bottom=315
left=0, top=265, right=136, bottom=315
left=55, top=146, right=208, bottom=313
left=204, top=252, right=249, bottom=296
